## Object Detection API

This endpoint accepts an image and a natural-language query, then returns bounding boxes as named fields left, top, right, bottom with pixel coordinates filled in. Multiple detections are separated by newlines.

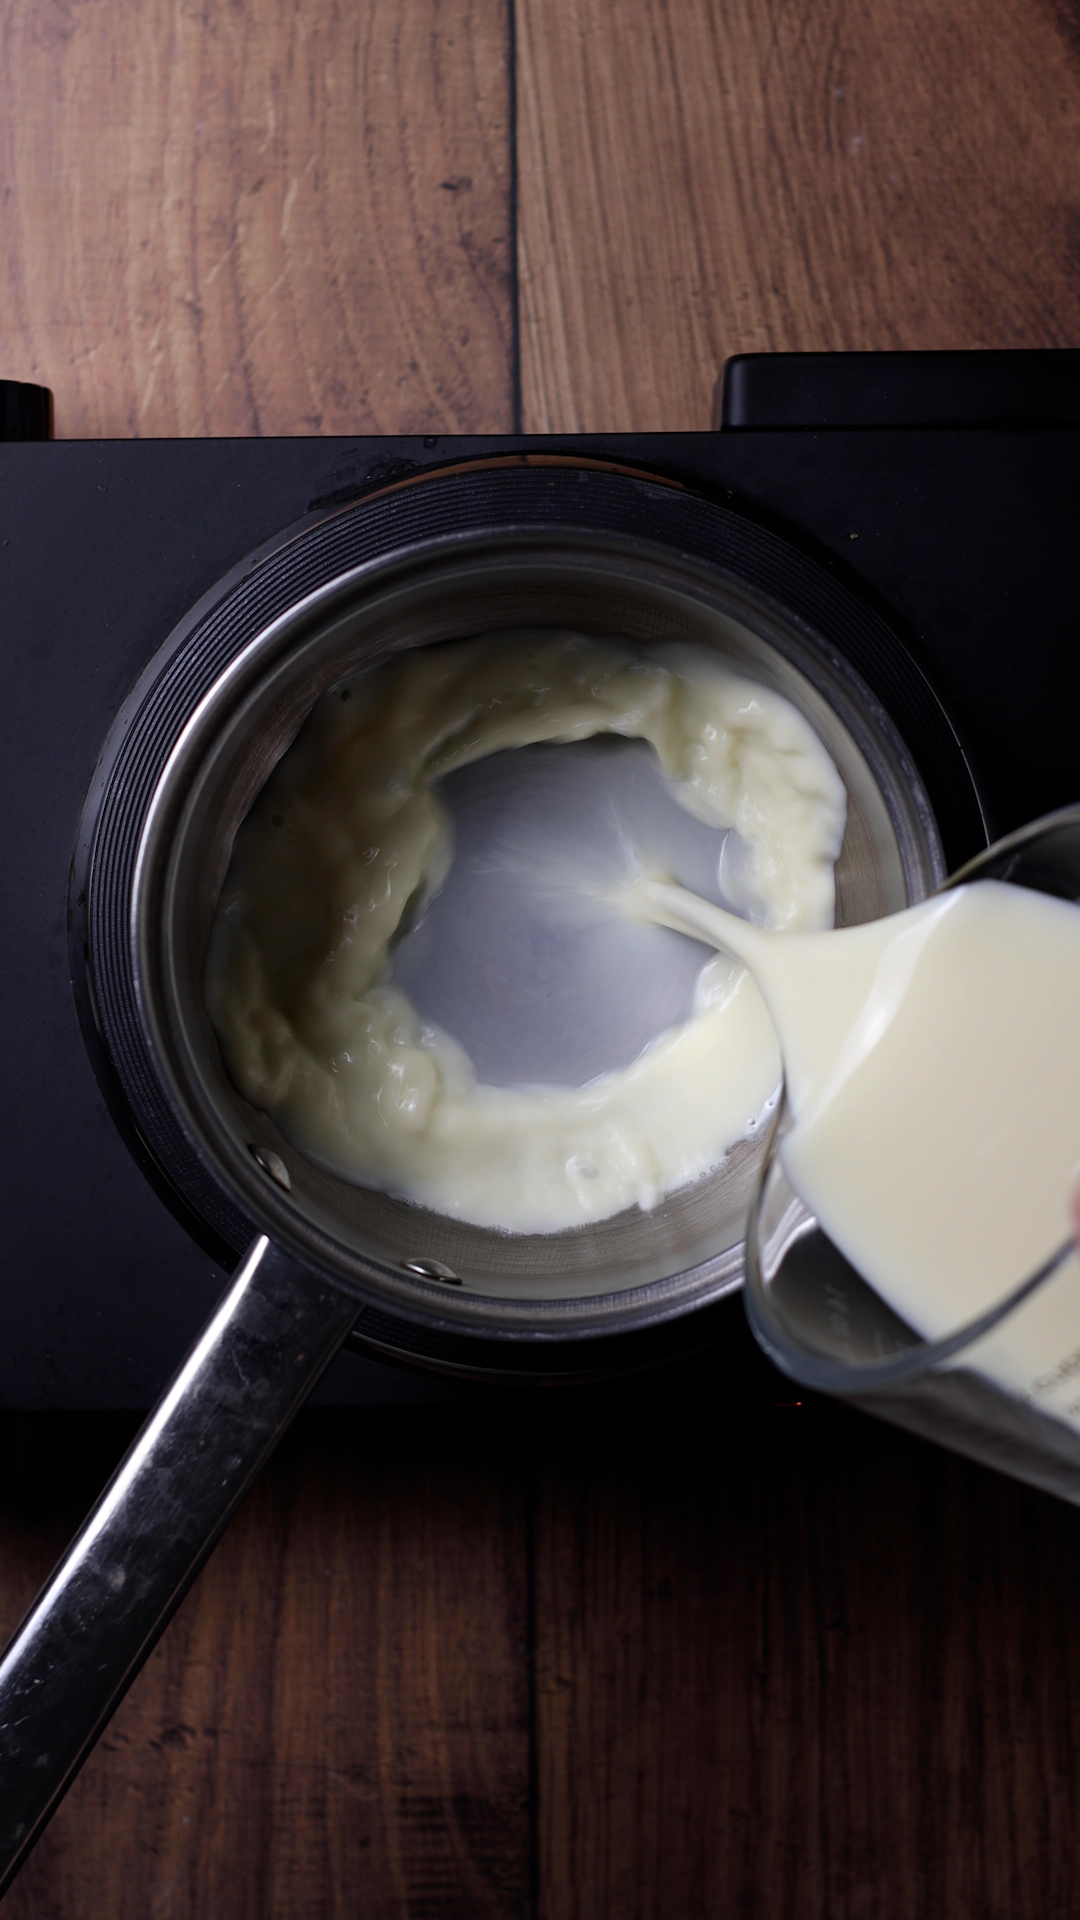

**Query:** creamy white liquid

left=640, top=877, right=1080, bottom=1423
left=205, top=631, right=846, bottom=1232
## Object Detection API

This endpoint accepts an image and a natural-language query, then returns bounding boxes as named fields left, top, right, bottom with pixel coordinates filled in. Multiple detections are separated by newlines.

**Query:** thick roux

left=205, top=632, right=846, bottom=1232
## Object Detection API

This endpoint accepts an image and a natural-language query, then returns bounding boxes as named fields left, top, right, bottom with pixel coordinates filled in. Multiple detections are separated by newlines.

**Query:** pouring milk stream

left=205, top=622, right=1080, bottom=1432
left=635, top=875, right=1080, bottom=1425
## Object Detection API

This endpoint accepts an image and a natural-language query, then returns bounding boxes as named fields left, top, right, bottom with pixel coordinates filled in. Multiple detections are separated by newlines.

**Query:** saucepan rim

left=119, top=521, right=946, bottom=1340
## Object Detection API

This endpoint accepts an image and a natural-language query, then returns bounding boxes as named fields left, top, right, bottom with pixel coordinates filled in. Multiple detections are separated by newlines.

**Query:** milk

left=639, top=877, right=1080, bottom=1426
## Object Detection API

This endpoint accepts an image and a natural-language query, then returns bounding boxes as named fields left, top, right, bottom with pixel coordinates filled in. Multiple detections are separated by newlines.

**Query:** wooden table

left=2, top=3, right=1079, bottom=1912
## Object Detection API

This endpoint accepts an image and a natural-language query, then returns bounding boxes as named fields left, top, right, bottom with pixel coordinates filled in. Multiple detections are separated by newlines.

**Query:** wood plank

left=517, top=0, right=1080, bottom=431
left=534, top=1353, right=1080, bottom=1918
left=0, top=1411, right=531, bottom=1918
left=3, top=3, right=1079, bottom=1914
left=0, top=0, right=514, bottom=436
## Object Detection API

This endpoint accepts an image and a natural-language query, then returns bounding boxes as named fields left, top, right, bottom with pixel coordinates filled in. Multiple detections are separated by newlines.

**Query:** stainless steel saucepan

left=0, top=471, right=956, bottom=1885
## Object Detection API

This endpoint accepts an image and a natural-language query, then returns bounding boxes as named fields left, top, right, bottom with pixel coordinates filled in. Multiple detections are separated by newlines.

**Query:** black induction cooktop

left=2, top=351, right=1077, bottom=1408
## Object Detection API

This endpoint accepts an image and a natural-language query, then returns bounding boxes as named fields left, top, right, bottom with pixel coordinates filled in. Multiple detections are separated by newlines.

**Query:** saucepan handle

left=0, top=1235, right=359, bottom=1893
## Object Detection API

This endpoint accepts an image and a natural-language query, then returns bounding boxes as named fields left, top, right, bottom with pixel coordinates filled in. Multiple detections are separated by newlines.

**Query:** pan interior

left=156, top=545, right=941, bottom=1312
left=387, top=734, right=751, bottom=1089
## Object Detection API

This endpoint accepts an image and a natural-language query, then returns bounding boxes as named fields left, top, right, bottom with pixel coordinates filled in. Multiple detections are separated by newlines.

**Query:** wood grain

left=0, top=0, right=513, bottom=436
left=4, top=0, right=1080, bottom=1911
left=11, top=1381, right=1080, bottom=1915
left=533, top=1371, right=1080, bottom=1920
left=0, top=1413, right=531, bottom=1919
left=517, top=0, right=1080, bottom=431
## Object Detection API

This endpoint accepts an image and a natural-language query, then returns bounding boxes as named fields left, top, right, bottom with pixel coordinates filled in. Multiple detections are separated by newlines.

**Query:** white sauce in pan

left=205, top=632, right=846, bottom=1231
